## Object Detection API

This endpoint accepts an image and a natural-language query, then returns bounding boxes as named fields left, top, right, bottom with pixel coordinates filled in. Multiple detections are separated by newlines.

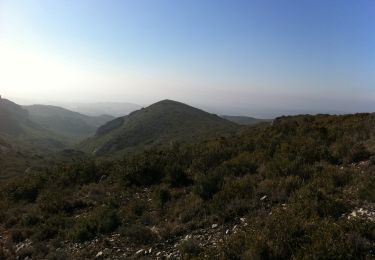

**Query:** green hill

left=25, top=105, right=113, bottom=142
left=0, top=98, right=33, bottom=136
left=0, top=98, right=67, bottom=150
left=221, top=115, right=272, bottom=125
left=80, top=99, right=238, bottom=155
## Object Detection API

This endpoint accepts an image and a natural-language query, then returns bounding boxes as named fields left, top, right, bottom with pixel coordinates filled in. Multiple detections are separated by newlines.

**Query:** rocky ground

left=0, top=217, right=249, bottom=259
left=67, top=217, right=249, bottom=259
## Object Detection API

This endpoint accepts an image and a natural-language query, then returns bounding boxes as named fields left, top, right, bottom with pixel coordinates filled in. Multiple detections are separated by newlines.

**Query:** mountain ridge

left=80, top=99, right=238, bottom=155
left=24, top=104, right=113, bottom=141
left=221, top=115, right=272, bottom=125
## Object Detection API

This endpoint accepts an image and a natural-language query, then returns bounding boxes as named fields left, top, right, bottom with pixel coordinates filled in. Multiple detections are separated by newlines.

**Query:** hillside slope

left=80, top=100, right=238, bottom=155
left=221, top=115, right=272, bottom=125
left=0, top=98, right=66, bottom=150
left=25, top=105, right=113, bottom=141
left=0, top=98, right=33, bottom=136
left=2, top=113, right=375, bottom=259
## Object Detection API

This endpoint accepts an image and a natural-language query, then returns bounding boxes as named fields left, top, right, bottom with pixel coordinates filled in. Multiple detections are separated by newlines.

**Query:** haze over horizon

left=1, top=0, right=375, bottom=117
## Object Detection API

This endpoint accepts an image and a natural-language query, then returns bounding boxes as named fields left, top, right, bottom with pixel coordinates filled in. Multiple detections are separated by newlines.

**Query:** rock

left=136, top=249, right=144, bottom=255
left=96, top=251, right=103, bottom=258
left=212, top=224, right=218, bottom=228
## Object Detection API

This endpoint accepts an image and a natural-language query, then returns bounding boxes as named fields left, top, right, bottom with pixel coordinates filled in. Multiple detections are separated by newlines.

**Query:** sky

left=0, top=0, right=375, bottom=117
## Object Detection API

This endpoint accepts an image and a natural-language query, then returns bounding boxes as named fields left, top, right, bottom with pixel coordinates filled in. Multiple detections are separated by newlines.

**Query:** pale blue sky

left=1, top=0, right=374, bottom=116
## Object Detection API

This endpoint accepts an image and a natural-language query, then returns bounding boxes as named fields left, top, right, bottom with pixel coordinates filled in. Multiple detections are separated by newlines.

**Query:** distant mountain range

left=80, top=99, right=238, bottom=155
left=0, top=97, right=270, bottom=157
left=61, top=102, right=142, bottom=117
left=0, top=98, right=114, bottom=150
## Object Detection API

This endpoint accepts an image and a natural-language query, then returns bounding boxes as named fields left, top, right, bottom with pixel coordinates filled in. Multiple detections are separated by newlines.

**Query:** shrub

left=153, top=187, right=171, bottom=207
left=37, top=189, right=86, bottom=215
left=359, top=175, right=375, bottom=202
left=120, top=224, right=158, bottom=245
left=164, top=164, right=191, bottom=187
left=33, top=222, right=59, bottom=241
left=11, top=228, right=29, bottom=243
left=69, top=206, right=120, bottom=242
left=121, top=152, right=164, bottom=186
left=0, top=247, right=11, bottom=260
left=350, top=143, right=371, bottom=163
left=194, top=171, right=223, bottom=200
left=6, top=174, right=46, bottom=202
left=69, top=218, right=96, bottom=242
left=179, top=239, right=202, bottom=258
left=96, top=207, right=120, bottom=234
left=223, top=152, right=258, bottom=176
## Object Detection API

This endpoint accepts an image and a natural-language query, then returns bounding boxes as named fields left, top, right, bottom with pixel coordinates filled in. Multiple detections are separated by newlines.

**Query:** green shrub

left=120, top=224, right=158, bottom=245
left=153, top=187, right=171, bottom=207
left=164, top=164, right=191, bottom=187
left=69, top=206, right=120, bottom=242
left=33, top=222, right=59, bottom=241
left=194, top=171, right=223, bottom=200
left=223, top=152, right=258, bottom=176
left=96, top=207, right=120, bottom=234
left=11, top=228, right=29, bottom=243
left=121, top=152, right=164, bottom=186
left=6, top=174, right=46, bottom=202
left=179, top=239, right=202, bottom=258
left=69, top=219, right=96, bottom=242
left=359, top=175, right=375, bottom=202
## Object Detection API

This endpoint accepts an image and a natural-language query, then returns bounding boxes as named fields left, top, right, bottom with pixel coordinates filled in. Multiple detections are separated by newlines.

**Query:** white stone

left=136, top=249, right=144, bottom=255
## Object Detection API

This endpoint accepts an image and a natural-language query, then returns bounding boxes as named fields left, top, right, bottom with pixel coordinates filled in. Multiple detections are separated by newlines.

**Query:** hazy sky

left=1, top=0, right=375, bottom=116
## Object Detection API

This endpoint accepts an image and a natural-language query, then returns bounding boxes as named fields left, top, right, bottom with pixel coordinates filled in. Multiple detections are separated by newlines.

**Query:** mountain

left=24, top=105, right=114, bottom=141
left=80, top=99, right=238, bottom=155
left=0, top=98, right=67, bottom=150
left=0, top=98, right=32, bottom=136
left=221, top=115, right=272, bottom=125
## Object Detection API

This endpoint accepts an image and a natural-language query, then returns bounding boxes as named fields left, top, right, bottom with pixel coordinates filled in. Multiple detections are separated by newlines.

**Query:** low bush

left=120, top=224, right=158, bottom=245
left=179, top=238, right=202, bottom=258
